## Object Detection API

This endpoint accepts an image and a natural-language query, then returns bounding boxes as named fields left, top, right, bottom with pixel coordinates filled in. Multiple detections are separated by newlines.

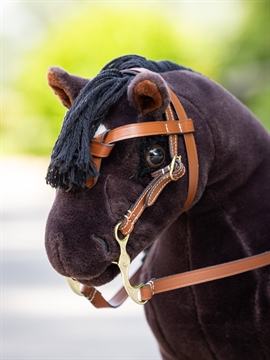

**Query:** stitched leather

left=87, top=118, right=195, bottom=189
left=80, top=267, right=141, bottom=308
left=89, top=120, right=194, bottom=162
left=91, top=120, right=194, bottom=150
left=119, top=160, right=185, bottom=236
left=167, top=89, right=199, bottom=212
left=140, top=251, right=270, bottom=300
left=181, top=132, right=199, bottom=212
left=81, top=252, right=270, bottom=308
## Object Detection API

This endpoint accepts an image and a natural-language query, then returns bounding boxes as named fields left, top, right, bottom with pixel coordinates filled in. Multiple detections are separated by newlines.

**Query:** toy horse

left=45, top=55, right=270, bottom=360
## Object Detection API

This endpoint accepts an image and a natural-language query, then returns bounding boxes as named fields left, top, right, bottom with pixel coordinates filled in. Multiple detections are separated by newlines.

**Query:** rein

left=66, top=74, right=270, bottom=308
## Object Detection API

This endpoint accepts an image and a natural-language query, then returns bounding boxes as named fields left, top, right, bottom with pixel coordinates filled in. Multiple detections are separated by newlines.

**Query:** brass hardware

left=114, top=222, right=147, bottom=305
left=66, top=277, right=84, bottom=296
left=169, top=155, right=182, bottom=181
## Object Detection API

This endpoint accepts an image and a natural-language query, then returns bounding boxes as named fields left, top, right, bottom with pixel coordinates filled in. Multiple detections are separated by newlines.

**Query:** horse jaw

left=44, top=170, right=148, bottom=287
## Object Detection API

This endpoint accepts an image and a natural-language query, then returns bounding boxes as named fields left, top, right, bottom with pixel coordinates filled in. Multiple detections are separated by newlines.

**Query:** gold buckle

left=113, top=222, right=147, bottom=305
left=66, top=277, right=84, bottom=296
left=169, top=155, right=182, bottom=181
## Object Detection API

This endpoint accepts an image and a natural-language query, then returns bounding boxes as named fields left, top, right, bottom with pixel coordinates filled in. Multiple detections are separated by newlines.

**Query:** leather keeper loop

left=90, top=142, right=115, bottom=158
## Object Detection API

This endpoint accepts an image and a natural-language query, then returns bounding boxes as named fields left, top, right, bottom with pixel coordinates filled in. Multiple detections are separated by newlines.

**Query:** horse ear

left=47, top=67, right=89, bottom=108
left=127, top=71, right=170, bottom=115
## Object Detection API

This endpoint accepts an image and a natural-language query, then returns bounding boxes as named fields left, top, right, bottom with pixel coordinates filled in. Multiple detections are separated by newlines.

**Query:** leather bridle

left=66, top=71, right=270, bottom=308
left=88, top=86, right=198, bottom=233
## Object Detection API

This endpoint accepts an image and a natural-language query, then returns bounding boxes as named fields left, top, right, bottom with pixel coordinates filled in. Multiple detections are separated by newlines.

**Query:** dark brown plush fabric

left=45, top=65, right=270, bottom=360
left=134, top=80, right=162, bottom=114
left=127, top=71, right=170, bottom=116
left=48, top=66, right=89, bottom=108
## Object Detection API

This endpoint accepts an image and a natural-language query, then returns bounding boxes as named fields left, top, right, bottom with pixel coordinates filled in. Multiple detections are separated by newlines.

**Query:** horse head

left=45, top=59, right=198, bottom=288
left=45, top=56, right=270, bottom=360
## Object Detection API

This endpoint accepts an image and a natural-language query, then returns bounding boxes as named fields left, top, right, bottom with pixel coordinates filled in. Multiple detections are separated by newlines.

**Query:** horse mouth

left=75, top=262, right=120, bottom=287
left=74, top=233, right=119, bottom=286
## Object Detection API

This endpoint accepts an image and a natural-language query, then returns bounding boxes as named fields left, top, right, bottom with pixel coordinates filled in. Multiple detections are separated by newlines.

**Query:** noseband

left=66, top=71, right=270, bottom=307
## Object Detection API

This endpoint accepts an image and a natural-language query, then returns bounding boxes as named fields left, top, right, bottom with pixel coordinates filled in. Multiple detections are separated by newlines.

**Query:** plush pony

left=45, top=55, right=270, bottom=360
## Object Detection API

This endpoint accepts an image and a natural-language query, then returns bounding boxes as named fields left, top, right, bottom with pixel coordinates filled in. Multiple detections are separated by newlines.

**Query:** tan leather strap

left=119, top=159, right=185, bottom=236
left=90, top=120, right=194, bottom=158
left=140, top=251, right=270, bottom=300
left=104, top=119, right=194, bottom=143
left=87, top=118, right=194, bottom=188
left=181, top=132, right=199, bottom=212
left=81, top=269, right=141, bottom=308
left=167, top=89, right=199, bottom=212
left=81, top=252, right=270, bottom=308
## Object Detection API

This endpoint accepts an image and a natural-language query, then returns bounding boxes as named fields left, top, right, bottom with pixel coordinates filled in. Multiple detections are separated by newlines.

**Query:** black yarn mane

left=46, top=55, right=192, bottom=190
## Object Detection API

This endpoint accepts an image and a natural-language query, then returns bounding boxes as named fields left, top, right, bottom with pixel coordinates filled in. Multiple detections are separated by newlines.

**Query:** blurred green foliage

left=218, top=1, right=269, bottom=129
left=2, top=1, right=269, bottom=155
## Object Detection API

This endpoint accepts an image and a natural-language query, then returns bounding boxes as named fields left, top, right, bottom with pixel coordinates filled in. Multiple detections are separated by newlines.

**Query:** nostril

left=93, top=235, right=110, bottom=253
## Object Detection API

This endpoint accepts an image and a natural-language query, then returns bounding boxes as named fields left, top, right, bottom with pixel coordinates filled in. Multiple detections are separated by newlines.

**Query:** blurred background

left=1, top=1, right=269, bottom=359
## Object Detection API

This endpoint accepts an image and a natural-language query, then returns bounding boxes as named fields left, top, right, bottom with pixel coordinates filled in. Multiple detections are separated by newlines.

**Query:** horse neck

left=152, top=89, right=269, bottom=274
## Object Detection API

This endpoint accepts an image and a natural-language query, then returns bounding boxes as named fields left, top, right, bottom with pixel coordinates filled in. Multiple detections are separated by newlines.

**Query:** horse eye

left=146, top=145, right=165, bottom=168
